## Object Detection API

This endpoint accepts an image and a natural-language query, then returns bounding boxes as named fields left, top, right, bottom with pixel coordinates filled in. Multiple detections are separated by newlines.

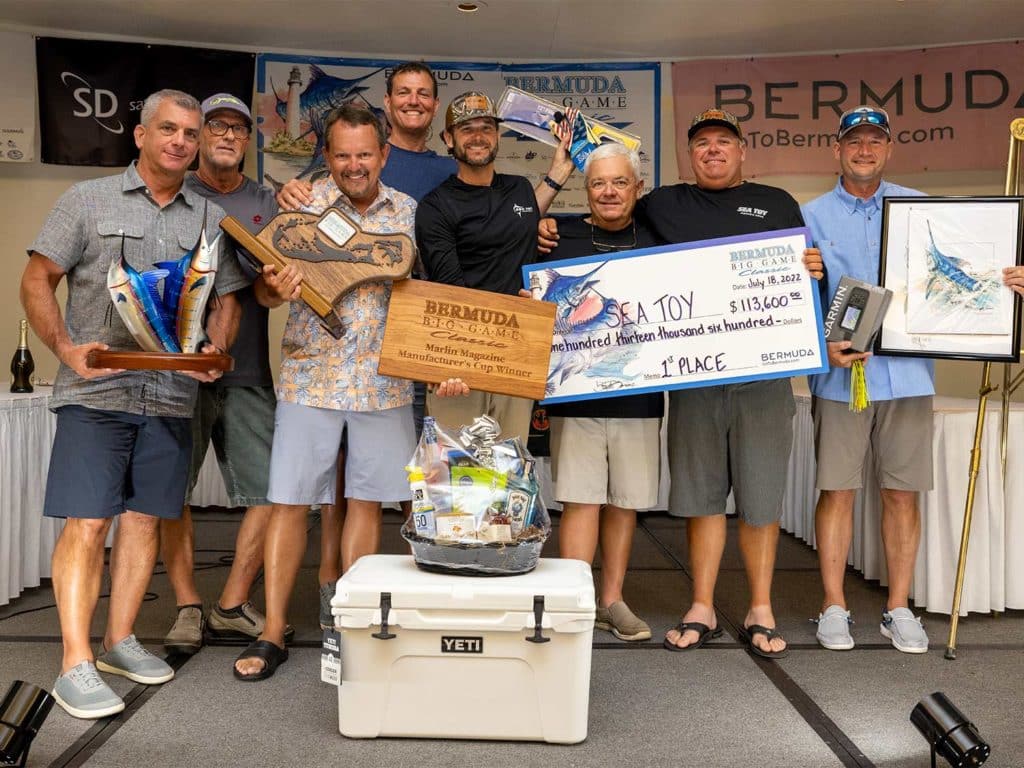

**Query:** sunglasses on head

left=840, top=109, right=889, bottom=132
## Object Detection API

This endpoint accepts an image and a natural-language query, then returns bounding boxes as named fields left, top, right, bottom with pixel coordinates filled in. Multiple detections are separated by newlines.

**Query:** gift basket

left=401, top=415, right=551, bottom=575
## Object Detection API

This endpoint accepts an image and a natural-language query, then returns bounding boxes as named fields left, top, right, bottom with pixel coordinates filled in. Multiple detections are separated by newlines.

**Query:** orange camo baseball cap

left=444, top=91, right=501, bottom=131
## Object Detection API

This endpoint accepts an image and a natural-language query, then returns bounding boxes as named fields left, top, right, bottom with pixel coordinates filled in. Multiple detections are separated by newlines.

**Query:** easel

left=944, top=118, right=1024, bottom=659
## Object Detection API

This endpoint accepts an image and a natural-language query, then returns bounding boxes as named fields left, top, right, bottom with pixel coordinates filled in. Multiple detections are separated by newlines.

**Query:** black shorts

left=44, top=405, right=191, bottom=519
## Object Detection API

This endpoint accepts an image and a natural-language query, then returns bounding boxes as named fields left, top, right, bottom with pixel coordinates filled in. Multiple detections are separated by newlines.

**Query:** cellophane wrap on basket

left=401, top=415, right=551, bottom=575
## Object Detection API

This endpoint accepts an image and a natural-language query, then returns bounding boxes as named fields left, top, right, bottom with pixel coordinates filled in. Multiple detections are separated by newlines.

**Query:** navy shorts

left=44, top=405, right=192, bottom=520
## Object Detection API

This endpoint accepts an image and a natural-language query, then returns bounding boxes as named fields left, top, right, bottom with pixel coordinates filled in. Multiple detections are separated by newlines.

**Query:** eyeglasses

left=587, top=178, right=634, bottom=192
left=206, top=119, right=251, bottom=138
left=839, top=108, right=890, bottom=134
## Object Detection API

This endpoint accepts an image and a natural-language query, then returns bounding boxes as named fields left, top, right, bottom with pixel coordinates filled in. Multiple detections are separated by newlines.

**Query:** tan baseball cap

left=687, top=107, right=743, bottom=141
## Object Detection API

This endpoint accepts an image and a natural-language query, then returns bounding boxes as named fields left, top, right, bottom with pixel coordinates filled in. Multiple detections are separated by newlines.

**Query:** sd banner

left=37, top=37, right=254, bottom=166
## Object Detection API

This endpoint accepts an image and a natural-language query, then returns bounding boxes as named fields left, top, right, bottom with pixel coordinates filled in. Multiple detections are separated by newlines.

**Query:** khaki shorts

left=426, top=391, right=533, bottom=443
left=549, top=417, right=661, bottom=508
left=812, top=395, right=934, bottom=492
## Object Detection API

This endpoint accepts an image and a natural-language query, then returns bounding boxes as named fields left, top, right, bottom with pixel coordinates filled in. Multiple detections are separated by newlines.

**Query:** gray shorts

left=550, top=417, right=661, bottom=508
left=667, top=379, right=795, bottom=526
left=187, top=384, right=276, bottom=507
left=267, top=401, right=415, bottom=505
left=813, top=395, right=934, bottom=492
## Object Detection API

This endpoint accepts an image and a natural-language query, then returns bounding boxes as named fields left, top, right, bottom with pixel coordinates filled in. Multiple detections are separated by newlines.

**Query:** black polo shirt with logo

left=637, top=180, right=805, bottom=244
left=416, top=173, right=540, bottom=296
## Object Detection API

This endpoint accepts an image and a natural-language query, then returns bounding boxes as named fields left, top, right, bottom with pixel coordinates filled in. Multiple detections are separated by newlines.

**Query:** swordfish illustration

left=540, top=262, right=607, bottom=329
left=107, top=235, right=180, bottom=353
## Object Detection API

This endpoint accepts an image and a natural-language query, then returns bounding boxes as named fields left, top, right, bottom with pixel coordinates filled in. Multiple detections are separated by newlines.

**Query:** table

left=1, top=388, right=61, bottom=606
left=780, top=394, right=1024, bottom=616
left=0, top=388, right=229, bottom=606
left=3, top=389, right=1021, bottom=613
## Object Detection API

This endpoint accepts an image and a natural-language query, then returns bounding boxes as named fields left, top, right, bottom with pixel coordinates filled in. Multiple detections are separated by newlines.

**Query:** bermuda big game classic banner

left=672, top=41, right=1024, bottom=178
left=37, top=37, right=254, bottom=166
left=256, top=55, right=659, bottom=213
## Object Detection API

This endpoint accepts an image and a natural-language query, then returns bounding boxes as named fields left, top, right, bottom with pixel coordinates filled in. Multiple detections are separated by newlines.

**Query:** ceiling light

left=457, top=3, right=479, bottom=11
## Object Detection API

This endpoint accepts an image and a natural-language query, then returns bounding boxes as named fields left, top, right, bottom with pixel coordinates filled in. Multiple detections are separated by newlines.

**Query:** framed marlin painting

left=877, top=196, right=1024, bottom=362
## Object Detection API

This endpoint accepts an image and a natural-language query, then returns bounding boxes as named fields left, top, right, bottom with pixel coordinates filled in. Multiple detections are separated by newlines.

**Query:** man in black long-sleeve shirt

left=416, top=90, right=573, bottom=441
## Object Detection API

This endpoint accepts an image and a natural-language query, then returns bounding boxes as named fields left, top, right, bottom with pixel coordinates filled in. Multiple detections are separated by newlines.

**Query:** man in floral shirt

left=234, top=103, right=416, bottom=680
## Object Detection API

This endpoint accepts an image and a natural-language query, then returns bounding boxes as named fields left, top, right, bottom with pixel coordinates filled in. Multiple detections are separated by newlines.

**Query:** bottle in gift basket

left=420, top=416, right=452, bottom=514
left=10, top=319, right=34, bottom=393
left=406, top=466, right=436, bottom=538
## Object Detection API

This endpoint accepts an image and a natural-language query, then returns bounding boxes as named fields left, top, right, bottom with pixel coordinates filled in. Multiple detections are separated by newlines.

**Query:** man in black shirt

left=649, top=109, right=811, bottom=658
left=417, top=91, right=573, bottom=442
left=540, top=108, right=823, bottom=659
left=540, top=142, right=662, bottom=642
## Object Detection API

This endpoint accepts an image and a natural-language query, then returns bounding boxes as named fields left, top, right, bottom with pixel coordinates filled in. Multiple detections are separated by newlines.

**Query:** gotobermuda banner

left=256, top=55, right=659, bottom=213
left=672, top=40, right=1024, bottom=178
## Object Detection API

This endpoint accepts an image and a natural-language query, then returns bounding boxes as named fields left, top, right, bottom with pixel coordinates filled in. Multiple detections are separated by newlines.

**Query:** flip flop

left=663, top=621, right=724, bottom=652
left=233, top=639, right=289, bottom=681
left=741, top=624, right=789, bottom=659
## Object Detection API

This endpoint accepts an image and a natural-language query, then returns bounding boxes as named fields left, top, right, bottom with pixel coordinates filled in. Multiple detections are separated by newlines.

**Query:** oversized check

left=522, top=228, right=827, bottom=404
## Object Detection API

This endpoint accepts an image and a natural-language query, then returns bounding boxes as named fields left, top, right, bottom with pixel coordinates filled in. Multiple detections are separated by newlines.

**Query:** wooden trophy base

left=86, top=350, right=234, bottom=372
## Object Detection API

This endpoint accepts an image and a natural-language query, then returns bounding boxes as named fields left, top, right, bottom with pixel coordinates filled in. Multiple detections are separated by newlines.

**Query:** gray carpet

left=1, top=508, right=1020, bottom=768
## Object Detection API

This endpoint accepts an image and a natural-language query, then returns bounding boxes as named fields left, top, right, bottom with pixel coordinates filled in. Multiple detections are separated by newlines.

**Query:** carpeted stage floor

left=1, top=508, right=1021, bottom=767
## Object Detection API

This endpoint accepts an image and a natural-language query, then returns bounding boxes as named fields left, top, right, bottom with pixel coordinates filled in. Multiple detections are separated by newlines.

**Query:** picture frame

left=877, top=196, right=1024, bottom=362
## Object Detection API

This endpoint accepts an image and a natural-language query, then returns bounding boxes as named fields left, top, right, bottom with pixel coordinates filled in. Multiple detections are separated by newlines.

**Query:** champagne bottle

left=10, top=319, right=34, bottom=393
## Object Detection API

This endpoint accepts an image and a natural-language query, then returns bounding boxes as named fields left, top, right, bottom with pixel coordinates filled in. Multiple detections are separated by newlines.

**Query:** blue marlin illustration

left=925, top=220, right=981, bottom=297
left=107, top=236, right=180, bottom=353
left=272, top=65, right=383, bottom=140
left=541, top=263, right=607, bottom=325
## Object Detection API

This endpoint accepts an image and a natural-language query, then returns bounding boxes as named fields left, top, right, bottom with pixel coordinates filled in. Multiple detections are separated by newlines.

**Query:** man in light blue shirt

left=803, top=106, right=933, bottom=654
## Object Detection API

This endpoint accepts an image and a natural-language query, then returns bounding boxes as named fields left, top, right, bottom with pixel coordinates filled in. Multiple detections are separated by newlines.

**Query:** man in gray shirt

left=161, top=93, right=291, bottom=656
left=20, top=89, right=245, bottom=719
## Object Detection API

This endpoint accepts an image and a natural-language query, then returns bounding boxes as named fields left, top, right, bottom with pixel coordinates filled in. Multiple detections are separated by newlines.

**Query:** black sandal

left=741, top=624, right=789, bottom=659
left=663, top=621, right=723, bottom=652
left=233, top=639, right=289, bottom=681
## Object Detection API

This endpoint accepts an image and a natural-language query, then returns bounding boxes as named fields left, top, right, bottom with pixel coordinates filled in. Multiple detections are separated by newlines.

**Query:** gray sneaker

left=96, top=635, right=175, bottom=684
left=164, top=604, right=204, bottom=655
left=320, top=581, right=337, bottom=631
left=52, top=661, right=126, bottom=720
left=595, top=601, right=652, bottom=642
left=815, top=605, right=854, bottom=650
left=207, top=601, right=295, bottom=642
left=880, top=607, right=929, bottom=654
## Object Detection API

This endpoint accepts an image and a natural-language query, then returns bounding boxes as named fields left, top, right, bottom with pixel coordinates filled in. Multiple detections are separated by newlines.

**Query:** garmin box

left=823, top=275, right=892, bottom=353
left=332, top=554, right=595, bottom=744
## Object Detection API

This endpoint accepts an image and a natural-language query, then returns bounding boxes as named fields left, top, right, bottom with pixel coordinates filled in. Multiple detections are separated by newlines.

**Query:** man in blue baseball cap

left=803, top=104, right=934, bottom=654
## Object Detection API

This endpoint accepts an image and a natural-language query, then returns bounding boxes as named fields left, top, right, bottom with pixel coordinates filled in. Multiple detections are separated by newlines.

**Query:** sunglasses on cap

left=838, top=108, right=890, bottom=137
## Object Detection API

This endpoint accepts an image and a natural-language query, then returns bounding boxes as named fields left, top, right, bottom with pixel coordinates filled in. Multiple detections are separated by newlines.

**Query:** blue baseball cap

left=201, top=93, right=252, bottom=125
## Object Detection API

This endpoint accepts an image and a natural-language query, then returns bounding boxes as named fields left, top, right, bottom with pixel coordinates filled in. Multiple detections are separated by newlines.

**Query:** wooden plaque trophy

left=220, top=208, right=416, bottom=338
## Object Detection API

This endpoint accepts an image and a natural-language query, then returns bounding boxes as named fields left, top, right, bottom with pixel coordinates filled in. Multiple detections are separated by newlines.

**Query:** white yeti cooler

left=331, top=554, right=595, bottom=744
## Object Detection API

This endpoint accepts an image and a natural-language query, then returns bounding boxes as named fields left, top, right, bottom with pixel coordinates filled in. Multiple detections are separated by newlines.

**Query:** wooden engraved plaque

left=378, top=279, right=556, bottom=400
left=86, top=350, right=234, bottom=372
left=220, top=208, right=415, bottom=338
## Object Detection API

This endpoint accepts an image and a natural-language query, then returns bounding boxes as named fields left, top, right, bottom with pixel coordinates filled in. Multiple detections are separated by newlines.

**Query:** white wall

left=2, top=56, right=1018, bottom=402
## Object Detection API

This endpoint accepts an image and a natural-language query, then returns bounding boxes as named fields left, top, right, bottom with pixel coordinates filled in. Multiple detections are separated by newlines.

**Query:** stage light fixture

left=910, top=692, right=990, bottom=768
left=0, top=681, right=54, bottom=768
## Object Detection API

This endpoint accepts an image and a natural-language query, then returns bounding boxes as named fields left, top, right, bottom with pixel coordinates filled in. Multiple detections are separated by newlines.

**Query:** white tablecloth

left=780, top=394, right=1024, bottom=616
left=0, top=389, right=228, bottom=606
left=0, top=388, right=62, bottom=606
left=3, top=389, right=1021, bottom=613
